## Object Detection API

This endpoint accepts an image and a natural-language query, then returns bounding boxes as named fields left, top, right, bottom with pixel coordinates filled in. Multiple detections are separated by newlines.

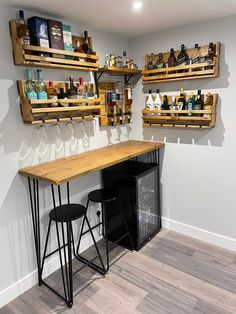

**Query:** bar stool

left=41, top=202, right=105, bottom=308
left=76, top=188, right=134, bottom=274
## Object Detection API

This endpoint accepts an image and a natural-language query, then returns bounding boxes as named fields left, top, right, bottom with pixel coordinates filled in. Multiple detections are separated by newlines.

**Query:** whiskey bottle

left=47, top=81, right=58, bottom=107
left=36, top=69, right=47, bottom=100
left=74, top=40, right=85, bottom=62
left=25, top=69, right=37, bottom=100
left=168, top=48, right=177, bottom=70
left=191, top=44, right=201, bottom=71
left=123, top=51, right=127, bottom=68
left=162, top=95, right=169, bottom=110
left=67, top=76, right=77, bottom=104
left=205, top=42, right=215, bottom=70
left=77, top=77, right=86, bottom=99
left=177, top=44, right=189, bottom=72
left=17, top=10, right=31, bottom=45
left=58, top=87, right=68, bottom=107
left=157, top=53, right=165, bottom=69
left=146, top=90, right=154, bottom=111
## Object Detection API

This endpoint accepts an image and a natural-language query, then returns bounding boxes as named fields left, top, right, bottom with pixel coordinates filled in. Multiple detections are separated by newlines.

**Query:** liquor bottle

left=170, top=96, right=177, bottom=116
left=191, top=44, right=201, bottom=71
left=82, top=31, right=93, bottom=54
left=157, top=53, right=165, bottom=69
left=67, top=76, right=77, bottom=104
left=168, top=48, right=177, bottom=69
left=87, top=83, right=95, bottom=98
left=146, top=90, right=154, bottom=111
left=153, top=89, right=162, bottom=113
left=177, top=88, right=186, bottom=110
left=203, top=92, right=213, bottom=118
left=147, top=53, right=155, bottom=70
left=119, top=108, right=123, bottom=125
left=17, top=10, right=31, bottom=45
left=186, top=93, right=195, bottom=116
left=162, top=95, right=169, bottom=110
left=104, top=54, right=110, bottom=67
left=123, top=51, right=127, bottom=68
left=125, top=84, right=132, bottom=106
left=205, top=42, right=215, bottom=70
left=25, top=69, right=37, bottom=100
left=74, top=40, right=85, bottom=62
left=77, top=77, right=86, bottom=99
left=177, top=44, right=189, bottom=72
left=195, top=90, right=203, bottom=110
left=35, top=69, right=47, bottom=100
left=47, top=81, right=58, bottom=107
left=58, top=87, right=68, bottom=107
left=109, top=54, right=115, bottom=67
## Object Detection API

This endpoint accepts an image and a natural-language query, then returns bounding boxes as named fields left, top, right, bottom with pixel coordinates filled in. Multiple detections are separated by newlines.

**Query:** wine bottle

left=17, top=10, right=31, bottom=45
left=177, top=44, right=189, bottom=72
left=25, top=69, right=37, bottom=100
left=168, top=48, right=177, bottom=73
left=47, top=81, right=58, bottom=107
left=187, top=93, right=195, bottom=116
left=67, top=76, right=77, bottom=105
left=36, top=69, right=47, bottom=100
left=157, top=53, right=165, bottom=69
left=57, top=87, right=68, bottom=107
left=74, top=40, right=85, bottom=62
left=205, top=42, right=215, bottom=70
left=177, top=88, right=186, bottom=111
left=82, top=31, right=93, bottom=55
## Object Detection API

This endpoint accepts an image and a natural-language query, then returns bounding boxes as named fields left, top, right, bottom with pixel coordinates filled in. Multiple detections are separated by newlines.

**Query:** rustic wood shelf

left=142, top=42, right=220, bottom=84
left=10, top=20, right=99, bottom=71
left=142, top=93, right=218, bottom=129
left=17, top=80, right=106, bottom=125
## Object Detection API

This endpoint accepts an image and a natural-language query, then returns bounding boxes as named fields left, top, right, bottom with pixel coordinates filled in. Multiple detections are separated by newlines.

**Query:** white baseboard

left=162, top=217, right=236, bottom=252
left=0, top=256, right=60, bottom=309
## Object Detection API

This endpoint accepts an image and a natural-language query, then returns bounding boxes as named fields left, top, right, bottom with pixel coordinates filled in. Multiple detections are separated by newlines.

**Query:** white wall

left=129, top=16, right=236, bottom=246
left=0, top=4, right=130, bottom=307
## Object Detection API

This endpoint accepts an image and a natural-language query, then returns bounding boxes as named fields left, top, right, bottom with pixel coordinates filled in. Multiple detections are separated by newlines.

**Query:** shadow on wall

left=142, top=43, right=228, bottom=147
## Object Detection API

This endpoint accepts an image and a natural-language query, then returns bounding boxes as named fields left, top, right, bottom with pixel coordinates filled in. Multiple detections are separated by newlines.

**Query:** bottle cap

left=159, top=53, right=162, bottom=57
left=148, top=90, right=152, bottom=94
left=195, top=44, right=199, bottom=48
left=198, top=89, right=201, bottom=94
left=170, top=48, right=174, bottom=52
left=156, top=89, right=160, bottom=93
left=181, top=44, right=185, bottom=49
left=123, top=51, right=127, bottom=56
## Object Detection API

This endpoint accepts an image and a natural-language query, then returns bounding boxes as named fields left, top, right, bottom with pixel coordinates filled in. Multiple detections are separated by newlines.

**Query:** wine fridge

left=102, top=160, right=160, bottom=251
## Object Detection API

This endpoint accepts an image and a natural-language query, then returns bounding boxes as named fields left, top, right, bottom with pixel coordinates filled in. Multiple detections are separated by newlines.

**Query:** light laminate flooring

left=1, top=229, right=236, bottom=314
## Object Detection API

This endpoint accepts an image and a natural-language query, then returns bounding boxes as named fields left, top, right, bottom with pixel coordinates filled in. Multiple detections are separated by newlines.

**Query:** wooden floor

left=2, top=229, right=236, bottom=314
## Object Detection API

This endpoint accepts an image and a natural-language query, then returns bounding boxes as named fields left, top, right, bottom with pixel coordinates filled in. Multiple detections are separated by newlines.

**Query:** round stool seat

left=88, top=189, right=118, bottom=203
left=49, top=204, right=86, bottom=222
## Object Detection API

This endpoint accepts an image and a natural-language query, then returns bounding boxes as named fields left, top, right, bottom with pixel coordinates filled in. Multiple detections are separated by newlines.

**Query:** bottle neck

left=37, top=71, right=43, bottom=81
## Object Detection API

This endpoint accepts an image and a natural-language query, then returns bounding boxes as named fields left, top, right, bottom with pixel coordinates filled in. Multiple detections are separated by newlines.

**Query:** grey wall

left=129, top=16, right=236, bottom=240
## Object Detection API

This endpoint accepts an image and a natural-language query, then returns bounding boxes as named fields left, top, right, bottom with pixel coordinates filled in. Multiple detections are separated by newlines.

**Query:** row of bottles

left=24, top=69, right=96, bottom=106
left=146, top=43, right=216, bottom=72
left=104, top=51, right=138, bottom=70
left=106, top=83, right=133, bottom=125
left=145, top=89, right=214, bottom=116
left=17, top=10, right=95, bottom=61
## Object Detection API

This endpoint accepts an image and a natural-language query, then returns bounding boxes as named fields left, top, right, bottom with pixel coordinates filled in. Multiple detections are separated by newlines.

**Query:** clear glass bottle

left=77, top=77, right=86, bottom=99
left=146, top=90, right=154, bottom=111
left=104, top=54, right=110, bottom=67
left=153, top=89, right=162, bottom=114
left=17, top=10, right=31, bottom=45
left=36, top=69, right=47, bottom=100
left=25, top=68, right=37, bottom=100
left=147, top=53, right=155, bottom=70
left=47, top=81, right=58, bottom=107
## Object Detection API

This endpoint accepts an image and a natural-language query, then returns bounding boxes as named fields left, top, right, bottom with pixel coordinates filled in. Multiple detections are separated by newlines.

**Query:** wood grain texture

left=2, top=230, right=236, bottom=314
left=18, top=141, right=164, bottom=185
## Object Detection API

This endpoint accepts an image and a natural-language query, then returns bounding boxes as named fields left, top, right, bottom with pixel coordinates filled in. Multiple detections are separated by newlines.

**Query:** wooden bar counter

left=19, top=140, right=164, bottom=185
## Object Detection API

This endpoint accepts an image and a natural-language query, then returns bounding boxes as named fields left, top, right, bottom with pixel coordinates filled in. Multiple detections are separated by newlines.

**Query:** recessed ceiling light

left=133, top=2, right=143, bottom=10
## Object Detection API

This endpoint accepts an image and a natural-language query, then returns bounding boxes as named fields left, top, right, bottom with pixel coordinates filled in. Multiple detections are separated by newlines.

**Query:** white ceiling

left=5, top=0, right=236, bottom=37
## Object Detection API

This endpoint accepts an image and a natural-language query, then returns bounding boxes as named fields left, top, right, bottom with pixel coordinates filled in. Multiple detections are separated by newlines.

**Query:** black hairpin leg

left=28, top=177, right=42, bottom=286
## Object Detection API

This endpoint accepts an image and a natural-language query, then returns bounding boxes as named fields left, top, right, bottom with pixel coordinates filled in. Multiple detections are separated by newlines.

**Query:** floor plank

left=1, top=229, right=236, bottom=314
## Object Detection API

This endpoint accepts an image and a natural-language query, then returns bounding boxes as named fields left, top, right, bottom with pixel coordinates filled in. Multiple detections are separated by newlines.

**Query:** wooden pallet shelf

left=10, top=20, right=99, bottom=71
left=142, top=42, right=220, bottom=84
left=142, top=93, right=218, bottom=129
left=17, top=81, right=106, bottom=125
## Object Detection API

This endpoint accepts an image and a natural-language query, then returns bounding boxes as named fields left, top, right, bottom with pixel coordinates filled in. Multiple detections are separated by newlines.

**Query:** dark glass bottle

left=82, top=31, right=93, bottom=54
left=74, top=40, right=85, bottom=61
left=162, top=95, right=169, bottom=115
left=195, top=89, right=203, bottom=110
left=177, top=88, right=186, bottom=111
left=157, top=53, right=165, bottom=69
left=147, top=53, right=154, bottom=70
left=205, top=42, right=215, bottom=70
left=177, top=44, right=189, bottom=72
left=67, top=76, right=77, bottom=105
left=17, top=10, right=31, bottom=45
left=168, top=48, right=177, bottom=67
left=58, top=87, right=68, bottom=107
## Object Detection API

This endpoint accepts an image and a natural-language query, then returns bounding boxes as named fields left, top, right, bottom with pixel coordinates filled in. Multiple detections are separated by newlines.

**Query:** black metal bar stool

left=40, top=184, right=105, bottom=308
left=76, top=188, right=134, bottom=274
